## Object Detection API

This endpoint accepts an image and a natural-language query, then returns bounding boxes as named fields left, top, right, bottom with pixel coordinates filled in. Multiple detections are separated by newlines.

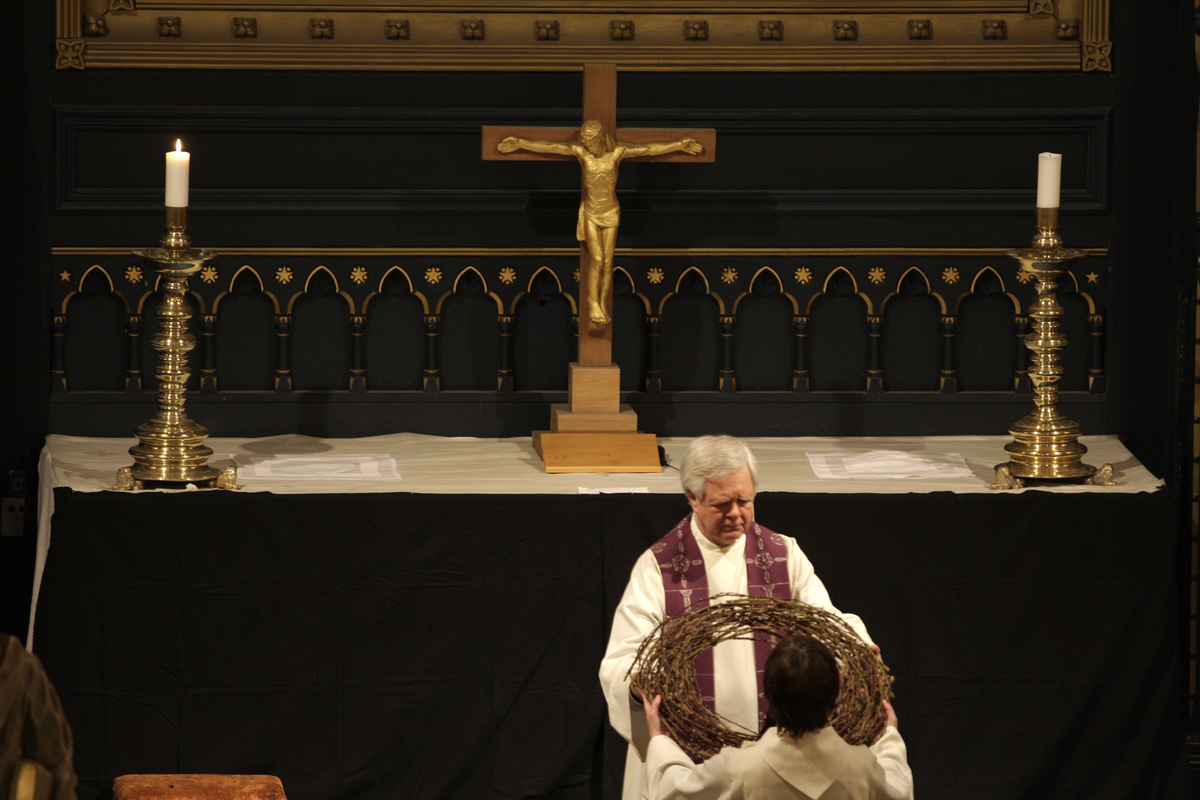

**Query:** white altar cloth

left=39, top=432, right=1159, bottom=496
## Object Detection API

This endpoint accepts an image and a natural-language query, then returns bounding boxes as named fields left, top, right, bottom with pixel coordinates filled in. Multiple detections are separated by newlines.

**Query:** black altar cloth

left=32, top=487, right=1187, bottom=800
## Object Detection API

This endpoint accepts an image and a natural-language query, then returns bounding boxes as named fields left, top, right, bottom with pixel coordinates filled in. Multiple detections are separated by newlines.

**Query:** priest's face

left=687, top=465, right=756, bottom=547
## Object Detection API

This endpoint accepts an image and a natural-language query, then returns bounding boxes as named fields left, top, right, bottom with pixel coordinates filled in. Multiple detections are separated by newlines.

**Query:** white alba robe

left=645, top=726, right=914, bottom=800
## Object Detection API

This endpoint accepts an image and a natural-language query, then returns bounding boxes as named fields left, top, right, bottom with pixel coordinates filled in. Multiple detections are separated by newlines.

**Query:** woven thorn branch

left=628, top=594, right=892, bottom=761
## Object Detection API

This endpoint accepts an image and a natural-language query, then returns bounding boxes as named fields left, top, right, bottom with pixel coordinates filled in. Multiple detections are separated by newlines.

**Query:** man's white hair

left=680, top=435, right=759, bottom=500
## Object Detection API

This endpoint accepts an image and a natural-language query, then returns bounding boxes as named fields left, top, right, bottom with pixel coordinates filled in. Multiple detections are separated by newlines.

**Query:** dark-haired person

left=642, top=635, right=912, bottom=800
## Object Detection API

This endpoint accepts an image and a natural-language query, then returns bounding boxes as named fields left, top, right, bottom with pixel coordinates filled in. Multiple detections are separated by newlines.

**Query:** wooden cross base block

left=551, top=404, right=638, bottom=433
left=531, top=361, right=661, bottom=473
left=533, top=431, right=661, bottom=474
left=568, top=363, right=620, bottom=413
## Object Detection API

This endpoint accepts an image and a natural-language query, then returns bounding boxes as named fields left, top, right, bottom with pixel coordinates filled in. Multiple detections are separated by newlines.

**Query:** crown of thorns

left=629, top=595, right=893, bottom=761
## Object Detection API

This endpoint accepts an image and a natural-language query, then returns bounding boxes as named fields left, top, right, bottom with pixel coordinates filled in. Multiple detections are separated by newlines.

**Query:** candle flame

left=176, top=139, right=182, bottom=152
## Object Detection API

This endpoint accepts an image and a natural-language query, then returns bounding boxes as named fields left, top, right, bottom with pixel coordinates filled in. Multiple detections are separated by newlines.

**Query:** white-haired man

left=599, top=435, right=876, bottom=800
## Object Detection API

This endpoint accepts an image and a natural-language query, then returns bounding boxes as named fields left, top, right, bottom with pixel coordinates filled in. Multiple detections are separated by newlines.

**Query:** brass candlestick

left=991, top=207, right=1114, bottom=490
left=114, top=207, right=238, bottom=491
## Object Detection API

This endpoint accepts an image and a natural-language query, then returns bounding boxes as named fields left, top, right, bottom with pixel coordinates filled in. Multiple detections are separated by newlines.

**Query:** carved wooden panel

left=56, top=0, right=1109, bottom=71
left=49, top=249, right=1108, bottom=403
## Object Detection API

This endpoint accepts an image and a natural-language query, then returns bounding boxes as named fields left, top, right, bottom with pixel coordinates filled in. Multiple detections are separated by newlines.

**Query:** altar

left=28, top=433, right=1184, bottom=800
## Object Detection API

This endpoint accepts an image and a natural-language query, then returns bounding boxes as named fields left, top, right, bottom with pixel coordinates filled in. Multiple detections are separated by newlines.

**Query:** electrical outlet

left=1, top=498, right=25, bottom=537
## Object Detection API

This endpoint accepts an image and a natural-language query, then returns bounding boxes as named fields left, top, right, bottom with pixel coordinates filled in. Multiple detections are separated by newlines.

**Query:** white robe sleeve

left=645, top=736, right=734, bottom=800
left=784, top=536, right=873, bottom=647
left=867, top=726, right=914, bottom=800
left=599, top=549, right=666, bottom=754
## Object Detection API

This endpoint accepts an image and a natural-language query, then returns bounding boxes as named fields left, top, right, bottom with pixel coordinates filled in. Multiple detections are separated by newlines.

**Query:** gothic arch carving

left=732, top=266, right=799, bottom=315
left=61, top=264, right=128, bottom=314
left=613, top=266, right=651, bottom=315
left=658, top=265, right=724, bottom=315
left=956, top=266, right=1021, bottom=314
left=288, top=265, right=356, bottom=314
left=379, top=265, right=414, bottom=294
left=508, top=265, right=577, bottom=315
left=435, top=265, right=504, bottom=315
left=213, top=265, right=281, bottom=315
left=880, top=266, right=948, bottom=315
left=806, top=266, right=872, bottom=315
left=59, top=264, right=131, bottom=392
left=363, top=266, right=430, bottom=315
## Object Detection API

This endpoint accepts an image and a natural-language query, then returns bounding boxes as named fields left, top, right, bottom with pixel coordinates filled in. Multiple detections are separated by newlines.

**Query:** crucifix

left=483, top=64, right=716, bottom=472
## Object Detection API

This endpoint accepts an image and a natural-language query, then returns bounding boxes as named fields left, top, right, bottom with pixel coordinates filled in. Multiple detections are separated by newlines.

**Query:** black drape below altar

left=31, top=487, right=1188, bottom=800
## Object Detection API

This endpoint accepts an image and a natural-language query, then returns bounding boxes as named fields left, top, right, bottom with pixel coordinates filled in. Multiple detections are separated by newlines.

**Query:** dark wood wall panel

left=55, top=105, right=1109, bottom=215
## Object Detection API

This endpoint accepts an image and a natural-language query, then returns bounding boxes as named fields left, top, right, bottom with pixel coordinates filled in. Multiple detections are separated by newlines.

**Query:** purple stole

left=651, top=516, right=791, bottom=740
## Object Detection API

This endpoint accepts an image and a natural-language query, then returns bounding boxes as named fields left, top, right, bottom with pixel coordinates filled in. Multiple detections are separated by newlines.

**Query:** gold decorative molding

left=53, top=246, right=1111, bottom=257
left=142, top=1, right=1029, bottom=8
left=57, top=0, right=81, bottom=37
left=1079, top=0, right=1108, bottom=42
left=55, top=0, right=1109, bottom=71
left=1081, top=40, right=1112, bottom=72
left=55, top=38, right=87, bottom=69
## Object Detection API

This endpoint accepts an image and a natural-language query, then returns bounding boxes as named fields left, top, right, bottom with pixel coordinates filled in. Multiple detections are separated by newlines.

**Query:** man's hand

left=497, top=136, right=520, bottom=154
left=630, top=673, right=645, bottom=704
left=680, top=138, right=703, bottom=155
left=882, top=699, right=898, bottom=729
left=644, top=694, right=665, bottom=739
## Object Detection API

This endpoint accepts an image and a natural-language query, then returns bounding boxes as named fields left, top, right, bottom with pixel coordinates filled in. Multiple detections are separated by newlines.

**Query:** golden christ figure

left=498, top=120, right=704, bottom=327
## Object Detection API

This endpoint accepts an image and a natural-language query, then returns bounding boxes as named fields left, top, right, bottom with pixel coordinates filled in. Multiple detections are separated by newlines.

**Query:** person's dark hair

left=763, top=634, right=840, bottom=738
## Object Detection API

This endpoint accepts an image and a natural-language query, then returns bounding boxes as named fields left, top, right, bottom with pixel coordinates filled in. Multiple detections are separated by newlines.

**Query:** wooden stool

left=114, top=775, right=287, bottom=800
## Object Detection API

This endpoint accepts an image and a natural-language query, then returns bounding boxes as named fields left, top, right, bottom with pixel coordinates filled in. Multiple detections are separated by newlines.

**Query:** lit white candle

left=1036, top=152, right=1061, bottom=209
left=165, top=139, right=190, bottom=208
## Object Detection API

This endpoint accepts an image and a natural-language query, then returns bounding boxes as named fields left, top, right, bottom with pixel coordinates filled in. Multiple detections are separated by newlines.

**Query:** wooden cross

left=482, top=63, right=716, bottom=369
left=482, top=64, right=715, bottom=471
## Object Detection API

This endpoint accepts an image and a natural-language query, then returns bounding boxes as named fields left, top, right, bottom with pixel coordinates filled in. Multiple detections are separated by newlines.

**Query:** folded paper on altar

left=806, top=450, right=973, bottom=479
left=234, top=454, right=401, bottom=480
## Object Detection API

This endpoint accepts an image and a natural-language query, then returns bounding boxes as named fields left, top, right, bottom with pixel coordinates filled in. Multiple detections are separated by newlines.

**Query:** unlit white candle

left=165, top=139, right=190, bottom=207
left=1036, top=152, right=1061, bottom=209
